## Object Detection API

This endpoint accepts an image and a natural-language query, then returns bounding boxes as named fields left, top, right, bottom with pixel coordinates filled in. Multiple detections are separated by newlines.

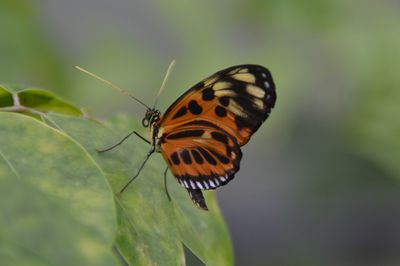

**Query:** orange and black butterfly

left=78, top=64, right=276, bottom=210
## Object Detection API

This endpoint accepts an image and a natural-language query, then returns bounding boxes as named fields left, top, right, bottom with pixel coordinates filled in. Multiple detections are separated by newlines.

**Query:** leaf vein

left=0, top=149, right=20, bottom=178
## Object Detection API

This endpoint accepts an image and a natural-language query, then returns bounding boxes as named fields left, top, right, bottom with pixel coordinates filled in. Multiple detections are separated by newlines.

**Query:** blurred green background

left=2, top=0, right=400, bottom=265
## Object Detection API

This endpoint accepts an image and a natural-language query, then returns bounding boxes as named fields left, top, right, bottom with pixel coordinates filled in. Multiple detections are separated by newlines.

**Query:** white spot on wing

left=204, top=76, right=219, bottom=86
left=202, top=131, right=212, bottom=139
left=203, top=181, right=209, bottom=189
left=190, top=180, right=196, bottom=189
left=209, top=180, right=216, bottom=188
left=214, top=178, right=220, bottom=186
left=261, top=72, right=267, bottom=78
left=215, top=90, right=236, bottom=97
left=232, top=73, right=256, bottom=83
left=228, top=69, right=239, bottom=75
left=264, top=81, right=270, bottom=89
left=213, top=82, right=231, bottom=91
left=228, top=99, right=247, bottom=117
left=253, top=98, right=264, bottom=109
left=183, top=180, right=189, bottom=188
left=246, top=84, right=266, bottom=98
left=196, top=181, right=204, bottom=189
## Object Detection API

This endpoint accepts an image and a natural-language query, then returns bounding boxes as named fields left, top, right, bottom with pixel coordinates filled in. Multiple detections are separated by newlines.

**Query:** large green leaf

left=47, top=113, right=234, bottom=266
left=0, top=112, right=117, bottom=265
left=0, top=177, right=116, bottom=266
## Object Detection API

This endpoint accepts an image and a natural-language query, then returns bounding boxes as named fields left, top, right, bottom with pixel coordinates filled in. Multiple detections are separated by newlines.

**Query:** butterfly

left=78, top=64, right=276, bottom=210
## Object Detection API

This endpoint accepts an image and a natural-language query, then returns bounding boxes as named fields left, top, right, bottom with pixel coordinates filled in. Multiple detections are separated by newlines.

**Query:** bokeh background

left=2, top=0, right=400, bottom=265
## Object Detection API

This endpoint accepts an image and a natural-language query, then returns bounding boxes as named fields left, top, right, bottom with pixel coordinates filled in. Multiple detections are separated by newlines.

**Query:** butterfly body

left=141, top=64, right=276, bottom=210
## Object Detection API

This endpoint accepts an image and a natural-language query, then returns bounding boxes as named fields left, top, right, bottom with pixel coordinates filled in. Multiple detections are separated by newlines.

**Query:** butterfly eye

left=142, top=117, right=150, bottom=127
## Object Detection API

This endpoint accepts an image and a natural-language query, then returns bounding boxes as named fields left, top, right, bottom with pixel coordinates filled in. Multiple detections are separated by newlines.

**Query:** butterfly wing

left=160, top=122, right=242, bottom=189
left=159, top=122, right=242, bottom=209
left=159, top=64, right=276, bottom=146
left=155, top=64, right=276, bottom=209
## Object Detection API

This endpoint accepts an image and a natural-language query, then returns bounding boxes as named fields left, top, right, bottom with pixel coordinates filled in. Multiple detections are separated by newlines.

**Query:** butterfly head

left=142, top=108, right=161, bottom=127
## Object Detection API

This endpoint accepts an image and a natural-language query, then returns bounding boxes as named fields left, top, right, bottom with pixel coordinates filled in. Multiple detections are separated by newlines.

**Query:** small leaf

left=18, top=88, right=82, bottom=115
left=0, top=86, right=13, bottom=107
left=0, top=112, right=117, bottom=265
left=0, top=85, right=82, bottom=117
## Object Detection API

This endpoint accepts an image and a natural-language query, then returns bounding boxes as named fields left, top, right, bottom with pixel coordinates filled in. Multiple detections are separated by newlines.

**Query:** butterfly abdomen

left=187, top=188, right=208, bottom=210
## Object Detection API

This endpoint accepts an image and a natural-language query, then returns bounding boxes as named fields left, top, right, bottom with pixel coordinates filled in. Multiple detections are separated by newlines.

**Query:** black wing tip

left=224, top=63, right=271, bottom=71
left=187, top=188, right=209, bottom=211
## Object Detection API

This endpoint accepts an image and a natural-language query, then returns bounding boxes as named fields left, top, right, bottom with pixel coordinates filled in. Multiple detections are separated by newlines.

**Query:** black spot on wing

left=172, top=106, right=187, bottom=119
left=208, top=149, right=230, bottom=164
left=166, top=129, right=204, bottom=140
left=191, top=149, right=204, bottom=164
left=188, top=100, right=202, bottom=115
left=211, top=131, right=228, bottom=144
left=171, top=152, right=180, bottom=165
left=202, top=87, right=214, bottom=101
left=197, top=147, right=217, bottom=165
left=180, top=149, right=192, bottom=164
left=219, top=96, right=230, bottom=106
left=215, top=106, right=227, bottom=117
left=179, top=119, right=222, bottom=130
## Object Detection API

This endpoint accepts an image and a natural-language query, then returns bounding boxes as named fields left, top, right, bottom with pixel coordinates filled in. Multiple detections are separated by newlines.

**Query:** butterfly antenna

left=75, top=66, right=150, bottom=109
left=153, top=60, right=176, bottom=108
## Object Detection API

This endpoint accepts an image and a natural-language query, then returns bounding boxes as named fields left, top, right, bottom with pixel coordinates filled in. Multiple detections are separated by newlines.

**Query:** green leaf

left=0, top=85, right=82, bottom=117
left=0, top=86, right=13, bottom=107
left=172, top=191, right=234, bottom=266
left=0, top=178, right=117, bottom=266
left=47, top=113, right=234, bottom=266
left=0, top=112, right=117, bottom=265
left=18, top=88, right=82, bottom=115
left=47, top=114, right=184, bottom=265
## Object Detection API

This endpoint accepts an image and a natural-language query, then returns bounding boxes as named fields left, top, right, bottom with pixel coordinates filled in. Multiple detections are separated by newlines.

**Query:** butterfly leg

left=97, top=130, right=150, bottom=153
left=187, top=189, right=208, bottom=211
left=119, top=148, right=155, bottom=194
left=163, top=167, right=171, bottom=201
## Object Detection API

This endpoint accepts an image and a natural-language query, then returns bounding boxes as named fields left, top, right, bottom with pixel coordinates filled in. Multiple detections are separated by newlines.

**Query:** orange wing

left=159, top=121, right=242, bottom=191
left=157, top=64, right=276, bottom=146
